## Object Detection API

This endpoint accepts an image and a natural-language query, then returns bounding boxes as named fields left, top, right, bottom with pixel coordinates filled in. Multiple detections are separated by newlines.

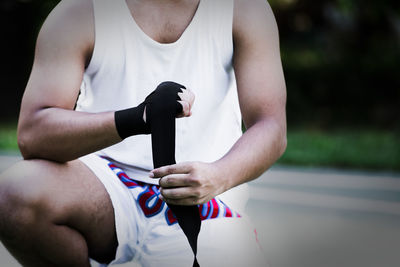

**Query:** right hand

left=177, top=87, right=195, bottom=118
left=143, top=86, right=195, bottom=122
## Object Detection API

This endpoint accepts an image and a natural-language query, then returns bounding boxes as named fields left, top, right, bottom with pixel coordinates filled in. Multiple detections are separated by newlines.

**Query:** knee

left=0, top=161, right=48, bottom=240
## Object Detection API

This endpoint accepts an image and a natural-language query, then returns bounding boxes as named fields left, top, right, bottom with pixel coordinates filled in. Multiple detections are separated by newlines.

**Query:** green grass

left=1, top=123, right=399, bottom=171
left=278, top=129, right=400, bottom=172
left=0, top=122, right=18, bottom=152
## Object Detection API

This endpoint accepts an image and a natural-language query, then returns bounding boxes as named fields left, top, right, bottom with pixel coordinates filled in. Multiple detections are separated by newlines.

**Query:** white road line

left=251, top=170, right=400, bottom=191
left=249, top=186, right=400, bottom=216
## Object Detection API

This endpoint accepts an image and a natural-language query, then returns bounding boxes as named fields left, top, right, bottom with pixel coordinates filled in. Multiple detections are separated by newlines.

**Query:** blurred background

left=0, top=0, right=399, bottom=267
left=0, top=0, right=399, bottom=171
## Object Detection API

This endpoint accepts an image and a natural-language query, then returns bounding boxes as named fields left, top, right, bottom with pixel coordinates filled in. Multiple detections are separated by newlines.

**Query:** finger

left=177, top=88, right=191, bottom=103
left=177, top=92, right=186, bottom=103
left=161, top=187, right=196, bottom=200
left=178, top=88, right=195, bottom=108
left=151, top=162, right=193, bottom=178
left=159, top=174, right=191, bottom=188
left=176, top=87, right=186, bottom=101
left=186, top=88, right=195, bottom=108
left=177, top=101, right=190, bottom=117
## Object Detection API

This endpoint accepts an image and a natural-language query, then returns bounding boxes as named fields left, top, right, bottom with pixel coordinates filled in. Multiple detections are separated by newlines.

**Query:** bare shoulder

left=233, top=0, right=279, bottom=46
left=36, top=0, right=94, bottom=65
left=231, top=0, right=286, bottom=127
left=21, top=0, right=95, bottom=115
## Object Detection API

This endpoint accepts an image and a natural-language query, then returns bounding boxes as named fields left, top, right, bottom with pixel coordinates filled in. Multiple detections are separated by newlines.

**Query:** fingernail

left=149, top=172, right=154, bottom=178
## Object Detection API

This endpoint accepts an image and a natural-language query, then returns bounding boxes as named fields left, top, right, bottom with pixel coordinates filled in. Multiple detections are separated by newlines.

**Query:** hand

left=150, top=162, right=226, bottom=206
left=143, top=87, right=195, bottom=122
left=177, top=87, right=195, bottom=118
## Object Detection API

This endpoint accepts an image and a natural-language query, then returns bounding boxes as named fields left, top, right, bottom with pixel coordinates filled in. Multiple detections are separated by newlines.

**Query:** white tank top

left=76, top=0, right=242, bottom=185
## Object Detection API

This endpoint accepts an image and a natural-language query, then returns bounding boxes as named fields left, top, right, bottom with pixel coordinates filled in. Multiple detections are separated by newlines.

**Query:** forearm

left=214, top=118, right=287, bottom=191
left=17, top=82, right=191, bottom=163
left=18, top=108, right=121, bottom=162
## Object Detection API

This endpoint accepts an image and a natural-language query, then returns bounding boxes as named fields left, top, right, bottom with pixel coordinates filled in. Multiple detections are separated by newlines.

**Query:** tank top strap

left=197, top=0, right=235, bottom=67
left=86, top=0, right=129, bottom=74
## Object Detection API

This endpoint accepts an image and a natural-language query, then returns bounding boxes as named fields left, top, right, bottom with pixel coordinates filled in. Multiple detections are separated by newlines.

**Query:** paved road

left=1, top=155, right=399, bottom=267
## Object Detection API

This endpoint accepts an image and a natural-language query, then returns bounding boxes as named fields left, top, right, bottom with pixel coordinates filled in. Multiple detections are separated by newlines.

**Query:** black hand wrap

left=115, top=81, right=201, bottom=266
left=114, top=82, right=183, bottom=139
left=148, top=82, right=201, bottom=267
left=115, top=103, right=149, bottom=139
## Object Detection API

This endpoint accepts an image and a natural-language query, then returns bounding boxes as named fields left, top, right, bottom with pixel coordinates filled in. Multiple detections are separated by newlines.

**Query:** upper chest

left=125, top=0, right=201, bottom=44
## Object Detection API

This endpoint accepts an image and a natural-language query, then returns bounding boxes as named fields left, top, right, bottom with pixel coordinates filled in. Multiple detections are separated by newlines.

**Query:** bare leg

left=0, top=159, right=118, bottom=266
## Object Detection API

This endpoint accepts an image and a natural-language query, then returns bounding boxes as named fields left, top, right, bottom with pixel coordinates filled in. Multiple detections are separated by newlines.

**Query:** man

left=0, top=0, right=287, bottom=266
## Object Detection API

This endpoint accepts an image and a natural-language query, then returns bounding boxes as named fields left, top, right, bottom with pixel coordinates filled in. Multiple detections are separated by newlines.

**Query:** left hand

left=150, top=162, right=225, bottom=206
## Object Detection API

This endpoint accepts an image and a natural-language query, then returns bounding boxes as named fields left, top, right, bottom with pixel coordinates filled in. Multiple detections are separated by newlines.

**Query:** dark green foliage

left=0, top=0, right=61, bottom=119
left=0, top=0, right=399, bottom=170
left=278, top=129, right=400, bottom=171
left=0, top=122, right=18, bottom=151
left=1, top=0, right=399, bottom=131
left=269, top=0, right=400, bottom=130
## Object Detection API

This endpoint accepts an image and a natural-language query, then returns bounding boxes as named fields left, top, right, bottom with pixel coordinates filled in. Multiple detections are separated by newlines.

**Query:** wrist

left=114, top=103, right=150, bottom=139
left=210, top=159, right=235, bottom=194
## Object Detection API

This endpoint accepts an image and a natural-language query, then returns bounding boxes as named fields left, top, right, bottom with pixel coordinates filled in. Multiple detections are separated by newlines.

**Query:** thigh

left=0, top=159, right=117, bottom=262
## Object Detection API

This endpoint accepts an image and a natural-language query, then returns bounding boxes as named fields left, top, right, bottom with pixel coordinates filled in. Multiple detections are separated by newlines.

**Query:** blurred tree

left=1, top=0, right=399, bottom=131
left=270, top=0, right=400, bottom=130
left=0, top=0, right=59, bottom=120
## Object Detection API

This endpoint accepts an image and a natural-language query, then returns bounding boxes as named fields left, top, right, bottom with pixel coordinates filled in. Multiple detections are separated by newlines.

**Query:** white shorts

left=80, top=153, right=266, bottom=267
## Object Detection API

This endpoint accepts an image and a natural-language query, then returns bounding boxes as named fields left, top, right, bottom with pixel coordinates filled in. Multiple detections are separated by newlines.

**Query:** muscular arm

left=18, top=0, right=194, bottom=163
left=152, top=0, right=287, bottom=205
left=17, top=0, right=121, bottom=163
left=215, top=0, right=287, bottom=189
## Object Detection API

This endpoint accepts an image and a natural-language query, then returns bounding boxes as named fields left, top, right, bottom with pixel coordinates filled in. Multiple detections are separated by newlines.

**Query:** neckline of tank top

left=121, top=0, right=204, bottom=49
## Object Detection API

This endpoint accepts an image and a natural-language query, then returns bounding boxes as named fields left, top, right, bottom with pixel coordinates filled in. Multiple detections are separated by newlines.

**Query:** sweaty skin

left=0, top=0, right=286, bottom=265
